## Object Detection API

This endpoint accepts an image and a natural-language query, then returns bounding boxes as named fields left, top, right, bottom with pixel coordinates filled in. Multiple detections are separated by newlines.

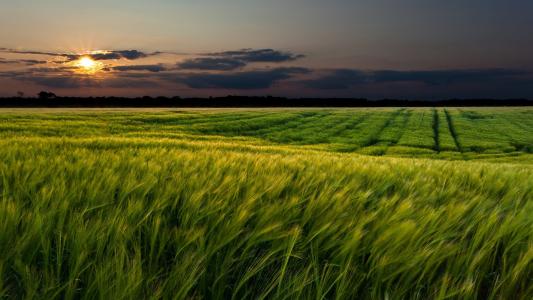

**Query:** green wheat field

left=0, top=107, right=532, bottom=299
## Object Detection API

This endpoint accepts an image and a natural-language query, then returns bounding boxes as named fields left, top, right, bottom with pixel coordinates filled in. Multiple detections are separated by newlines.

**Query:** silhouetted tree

left=38, top=91, right=57, bottom=99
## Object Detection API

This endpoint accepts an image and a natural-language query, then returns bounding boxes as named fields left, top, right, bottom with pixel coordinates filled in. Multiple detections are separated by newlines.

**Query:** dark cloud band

left=178, top=58, right=246, bottom=71
left=112, top=64, right=167, bottom=72
left=210, top=49, right=305, bottom=63
left=0, top=59, right=47, bottom=66
left=177, top=49, right=305, bottom=72
left=88, top=50, right=149, bottom=61
left=303, top=69, right=532, bottom=89
left=163, top=67, right=309, bottom=89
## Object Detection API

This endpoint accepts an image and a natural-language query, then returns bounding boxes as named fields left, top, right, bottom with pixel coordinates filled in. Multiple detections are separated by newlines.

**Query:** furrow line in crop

left=444, top=109, right=463, bottom=153
left=363, top=109, right=405, bottom=147
left=251, top=111, right=330, bottom=137
left=432, top=109, right=440, bottom=153
left=389, top=109, right=412, bottom=147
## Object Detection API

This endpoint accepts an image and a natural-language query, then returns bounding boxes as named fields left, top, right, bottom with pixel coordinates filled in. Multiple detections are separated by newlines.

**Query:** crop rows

left=0, top=108, right=531, bottom=162
left=0, top=108, right=532, bottom=299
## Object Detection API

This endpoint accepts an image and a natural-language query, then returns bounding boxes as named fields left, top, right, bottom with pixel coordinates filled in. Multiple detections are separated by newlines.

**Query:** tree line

left=0, top=92, right=531, bottom=107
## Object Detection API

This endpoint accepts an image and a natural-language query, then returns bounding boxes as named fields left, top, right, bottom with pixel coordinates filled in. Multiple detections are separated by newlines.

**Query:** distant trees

left=0, top=95, right=531, bottom=107
left=38, top=91, right=57, bottom=99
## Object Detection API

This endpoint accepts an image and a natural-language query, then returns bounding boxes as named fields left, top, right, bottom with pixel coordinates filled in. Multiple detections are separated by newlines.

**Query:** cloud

left=60, top=50, right=154, bottom=62
left=210, top=49, right=305, bottom=63
left=165, top=67, right=309, bottom=89
left=178, top=57, right=246, bottom=71
left=373, top=69, right=531, bottom=85
left=20, top=59, right=47, bottom=65
left=26, top=66, right=77, bottom=73
left=103, top=78, right=160, bottom=88
left=88, top=50, right=149, bottom=61
left=303, top=69, right=369, bottom=89
left=303, top=68, right=533, bottom=89
left=112, top=64, right=167, bottom=72
left=0, top=48, right=60, bottom=56
left=0, top=59, right=47, bottom=66
left=0, top=48, right=157, bottom=62
left=0, top=70, right=27, bottom=78
left=7, top=71, right=160, bottom=89
left=176, top=49, right=305, bottom=72
left=22, top=75, right=96, bottom=88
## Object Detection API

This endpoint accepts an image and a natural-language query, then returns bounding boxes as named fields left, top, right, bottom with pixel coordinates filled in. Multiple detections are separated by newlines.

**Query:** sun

left=74, top=56, right=104, bottom=74
left=78, top=57, right=96, bottom=69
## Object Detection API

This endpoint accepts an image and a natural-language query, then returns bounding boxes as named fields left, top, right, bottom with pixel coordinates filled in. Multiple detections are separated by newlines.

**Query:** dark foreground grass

left=0, top=108, right=532, bottom=299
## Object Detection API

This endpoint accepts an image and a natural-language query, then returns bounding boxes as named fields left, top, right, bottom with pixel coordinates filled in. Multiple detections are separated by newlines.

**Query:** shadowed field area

left=0, top=108, right=532, bottom=299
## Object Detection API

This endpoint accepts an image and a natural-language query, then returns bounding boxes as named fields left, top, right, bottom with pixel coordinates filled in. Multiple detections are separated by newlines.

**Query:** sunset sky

left=1, top=0, right=532, bottom=98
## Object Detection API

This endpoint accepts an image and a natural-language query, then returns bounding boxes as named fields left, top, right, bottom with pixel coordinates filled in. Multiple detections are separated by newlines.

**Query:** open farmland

left=1, top=107, right=532, bottom=162
left=0, top=108, right=532, bottom=299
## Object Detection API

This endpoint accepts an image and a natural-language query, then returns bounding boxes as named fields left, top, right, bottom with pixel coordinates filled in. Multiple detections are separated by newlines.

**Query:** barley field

left=0, top=108, right=532, bottom=299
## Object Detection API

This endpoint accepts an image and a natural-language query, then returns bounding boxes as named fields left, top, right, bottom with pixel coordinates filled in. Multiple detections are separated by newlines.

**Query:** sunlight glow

left=78, top=57, right=96, bottom=69
left=74, top=56, right=104, bottom=74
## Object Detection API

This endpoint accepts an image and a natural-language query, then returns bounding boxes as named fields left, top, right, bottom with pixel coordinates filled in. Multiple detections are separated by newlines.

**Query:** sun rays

left=73, top=56, right=104, bottom=74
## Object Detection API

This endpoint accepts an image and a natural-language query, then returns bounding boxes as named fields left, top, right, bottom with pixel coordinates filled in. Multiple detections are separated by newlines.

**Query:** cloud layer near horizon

left=1, top=47, right=532, bottom=98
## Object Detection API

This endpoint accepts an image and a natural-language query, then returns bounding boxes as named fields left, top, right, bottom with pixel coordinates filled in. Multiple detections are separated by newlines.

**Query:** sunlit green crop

left=0, top=108, right=532, bottom=299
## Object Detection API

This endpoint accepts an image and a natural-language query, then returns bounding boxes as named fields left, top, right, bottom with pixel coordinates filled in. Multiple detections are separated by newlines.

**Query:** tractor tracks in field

left=249, top=111, right=327, bottom=137
left=444, top=109, right=463, bottom=153
left=260, top=111, right=366, bottom=145
left=363, top=109, right=406, bottom=148
left=432, top=109, right=440, bottom=153
left=329, top=112, right=370, bottom=137
left=388, top=109, right=412, bottom=147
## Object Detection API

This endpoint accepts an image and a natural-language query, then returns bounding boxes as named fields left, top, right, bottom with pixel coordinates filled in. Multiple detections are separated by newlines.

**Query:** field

left=0, top=108, right=532, bottom=299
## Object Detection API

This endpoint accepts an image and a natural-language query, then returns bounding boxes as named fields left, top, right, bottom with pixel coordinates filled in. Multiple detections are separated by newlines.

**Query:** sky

left=0, top=0, right=532, bottom=99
